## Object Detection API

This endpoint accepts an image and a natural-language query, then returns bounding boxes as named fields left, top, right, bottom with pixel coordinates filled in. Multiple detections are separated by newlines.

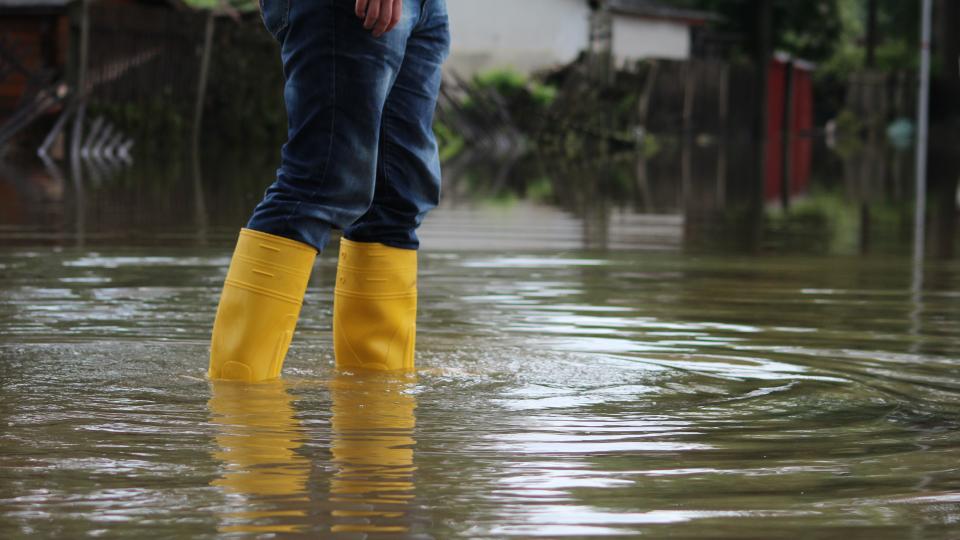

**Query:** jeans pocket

left=259, top=0, right=290, bottom=42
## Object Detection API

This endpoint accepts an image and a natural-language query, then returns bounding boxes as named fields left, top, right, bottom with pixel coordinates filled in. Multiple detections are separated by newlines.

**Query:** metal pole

left=914, top=0, right=932, bottom=264
left=910, top=0, right=933, bottom=351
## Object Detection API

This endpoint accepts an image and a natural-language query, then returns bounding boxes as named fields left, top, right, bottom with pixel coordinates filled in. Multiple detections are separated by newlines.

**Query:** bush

left=466, top=68, right=558, bottom=133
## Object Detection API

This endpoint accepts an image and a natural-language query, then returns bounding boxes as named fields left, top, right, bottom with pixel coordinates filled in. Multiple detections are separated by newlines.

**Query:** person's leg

left=342, top=0, right=450, bottom=249
left=333, top=0, right=449, bottom=372
left=209, top=0, right=417, bottom=382
left=247, top=0, right=415, bottom=251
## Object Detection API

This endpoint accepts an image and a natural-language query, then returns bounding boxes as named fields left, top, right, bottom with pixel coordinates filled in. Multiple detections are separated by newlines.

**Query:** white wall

left=445, top=1, right=693, bottom=77
left=610, top=16, right=691, bottom=65
left=446, top=0, right=590, bottom=77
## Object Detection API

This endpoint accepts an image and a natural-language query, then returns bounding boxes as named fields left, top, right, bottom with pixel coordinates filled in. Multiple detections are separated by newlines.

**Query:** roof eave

left=609, top=10, right=715, bottom=26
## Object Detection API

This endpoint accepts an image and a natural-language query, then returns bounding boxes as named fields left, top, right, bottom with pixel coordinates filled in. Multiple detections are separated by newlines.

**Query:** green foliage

left=777, top=1, right=845, bottom=62
left=832, top=108, right=863, bottom=157
left=460, top=68, right=559, bottom=135
left=473, top=69, right=528, bottom=96
left=814, top=0, right=863, bottom=77
left=433, top=119, right=464, bottom=162
left=472, top=68, right=558, bottom=108
left=873, top=40, right=918, bottom=72
left=530, top=83, right=558, bottom=108
left=659, top=0, right=922, bottom=74
left=816, top=0, right=920, bottom=79
left=641, top=133, right=660, bottom=159
left=524, top=176, right=553, bottom=201
left=765, top=187, right=904, bottom=255
left=658, top=0, right=843, bottom=63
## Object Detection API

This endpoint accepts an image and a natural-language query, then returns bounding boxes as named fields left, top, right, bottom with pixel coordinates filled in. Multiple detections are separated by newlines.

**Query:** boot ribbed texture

left=208, top=228, right=316, bottom=382
left=333, top=239, right=417, bottom=371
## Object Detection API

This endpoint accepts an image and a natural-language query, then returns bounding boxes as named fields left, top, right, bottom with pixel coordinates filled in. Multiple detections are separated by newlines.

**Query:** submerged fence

left=82, top=0, right=206, bottom=154
left=77, top=3, right=285, bottom=158
left=0, top=2, right=943, bottom=180
left=78, top=2, right=286, bottom=159
left=0, top=1, right=285, bottom=161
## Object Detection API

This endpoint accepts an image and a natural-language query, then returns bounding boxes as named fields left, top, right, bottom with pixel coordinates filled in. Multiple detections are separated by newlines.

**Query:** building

left=602, top=0, right=718, bottom=67
left=445, top=0, right=717, bottom=78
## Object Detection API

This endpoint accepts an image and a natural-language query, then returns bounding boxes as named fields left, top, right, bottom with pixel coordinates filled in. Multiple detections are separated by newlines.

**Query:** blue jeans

left=247, top=0, right=449, bottom=251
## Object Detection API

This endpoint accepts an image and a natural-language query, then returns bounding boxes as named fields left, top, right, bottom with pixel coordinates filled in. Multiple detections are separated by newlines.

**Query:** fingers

left=371, top=0, right=392, bottom=37
left=357, top=0, right=401, bottom=37
left=385, top=0, right=402, bottom=32
left=355, top=0, right=368, bottom=18
left=362, top=0, right=381, bottom=30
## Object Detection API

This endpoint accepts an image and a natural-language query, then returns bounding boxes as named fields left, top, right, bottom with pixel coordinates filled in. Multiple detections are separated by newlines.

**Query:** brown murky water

left=1, top=145, right=959, bottom=537
left=1, top=244, right=958, bottom=538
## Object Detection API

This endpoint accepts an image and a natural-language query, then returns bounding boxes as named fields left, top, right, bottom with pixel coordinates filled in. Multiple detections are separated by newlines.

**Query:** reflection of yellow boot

left=333, top=239, right=417, bottom=371
left=208, top=380, right=309, bottom=534
left=329, top=372, right=417, bottom=533
left=208, top=228, right=316, bottom=382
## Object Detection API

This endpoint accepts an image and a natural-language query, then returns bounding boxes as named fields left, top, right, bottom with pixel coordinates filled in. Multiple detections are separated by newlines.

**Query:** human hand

left=355, top=0, right=402, bottom=38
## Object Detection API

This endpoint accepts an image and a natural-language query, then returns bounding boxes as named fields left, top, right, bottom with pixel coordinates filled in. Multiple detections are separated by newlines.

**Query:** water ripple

left=1, top=250, right=958, bottom=537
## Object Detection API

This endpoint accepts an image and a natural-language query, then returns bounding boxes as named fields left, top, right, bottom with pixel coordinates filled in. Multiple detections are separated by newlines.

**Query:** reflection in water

left=208, top=374, right=418, bottom=535
left=190, top=148, right=209, bottom=246
left=208, top=380, right=309, bottom=534
left=1, top=132, right=957, bottom=255
left=329, top=372, right=418, bottom=534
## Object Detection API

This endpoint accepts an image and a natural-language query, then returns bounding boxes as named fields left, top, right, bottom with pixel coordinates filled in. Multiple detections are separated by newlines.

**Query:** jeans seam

left=417, top=0, right=427, bottom=27
left=380, top=107, right=407, bottom=204
left=279, top=0, right=291, bottom=40
left=284, top=1, right=337, bottom=234
left=353, top=38, right=407, bottom=238
left=355, top=111, right=391, bottom=234
left=377, top=119, right=388, bottom=209
left=350, top=108, right=403, bottom=243
left=260, top=0, right=290, bottom=40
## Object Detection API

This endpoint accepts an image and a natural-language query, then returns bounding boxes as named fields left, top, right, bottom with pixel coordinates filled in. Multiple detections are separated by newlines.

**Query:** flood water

left=1, top=145, right=959, bottom=538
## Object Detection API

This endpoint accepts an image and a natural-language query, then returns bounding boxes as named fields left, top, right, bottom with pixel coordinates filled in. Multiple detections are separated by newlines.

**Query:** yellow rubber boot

left=333, top=238, right=417, bottom=371
left=208, top=228, right=316, bottom=382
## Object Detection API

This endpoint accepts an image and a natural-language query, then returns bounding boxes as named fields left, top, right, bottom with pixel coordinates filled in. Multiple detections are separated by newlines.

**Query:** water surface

left=1, top=245, right=958, bottom=538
